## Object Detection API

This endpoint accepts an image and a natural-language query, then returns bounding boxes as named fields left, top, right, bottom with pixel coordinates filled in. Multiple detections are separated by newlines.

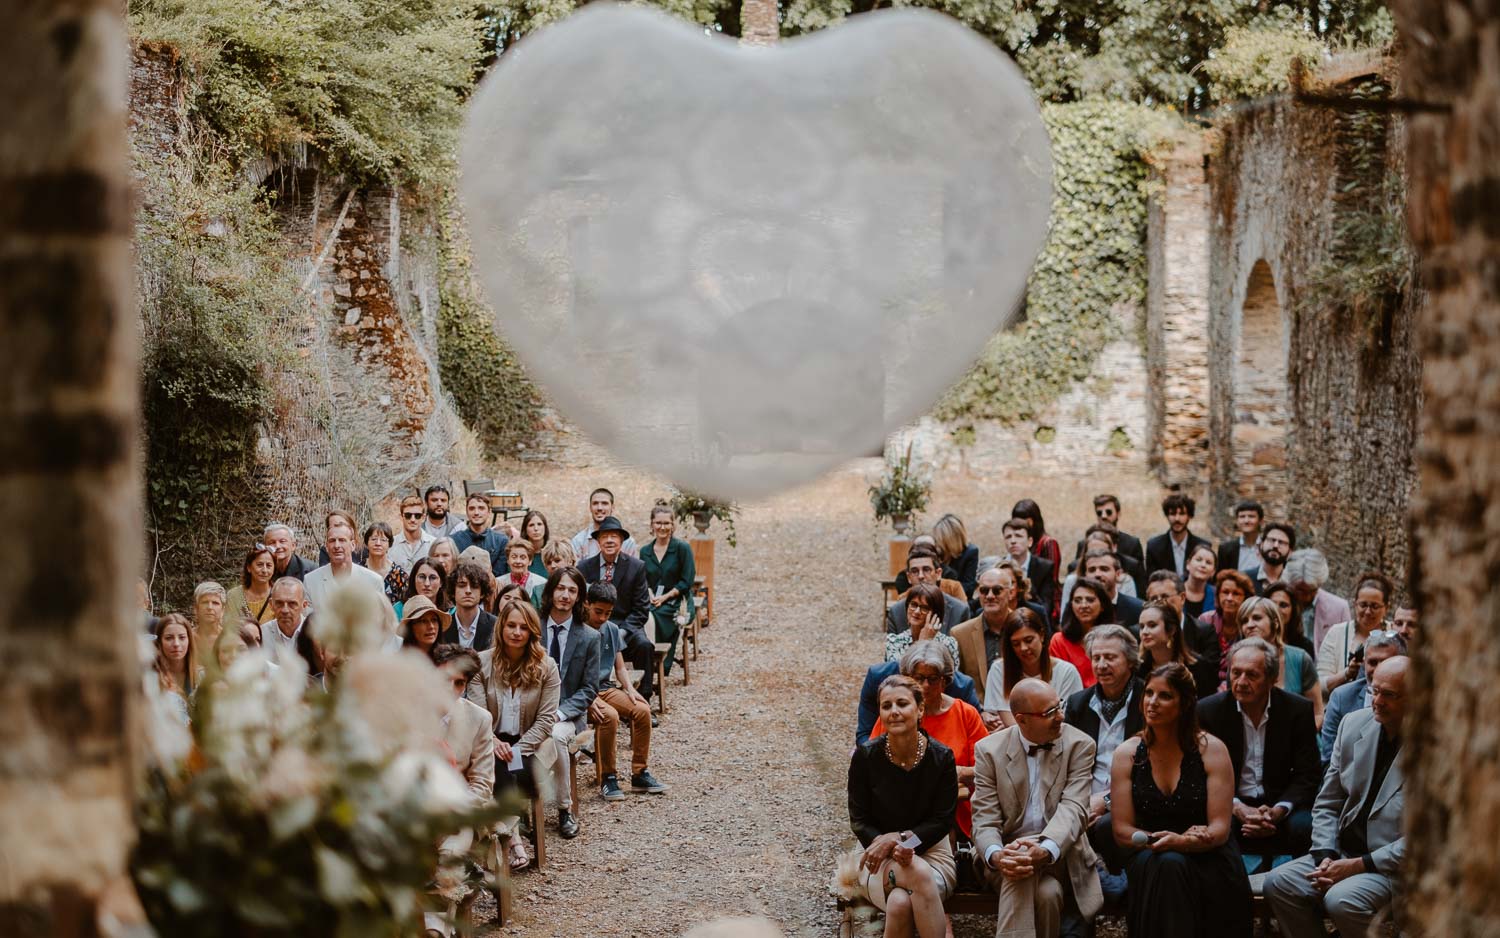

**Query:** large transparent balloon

left=459, top=4, right=1052, bottom=499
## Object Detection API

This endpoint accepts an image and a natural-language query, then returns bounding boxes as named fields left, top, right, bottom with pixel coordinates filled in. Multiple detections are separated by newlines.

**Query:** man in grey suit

left=1264, top=656, right=1409, bottom=938
left=1319, top=631, right=1406, bottom=763
left=972, top=678, right=1102, bottom=938
left=885, top=544, right=970, bottom=634
left=540, top=568, right=600, bottom=839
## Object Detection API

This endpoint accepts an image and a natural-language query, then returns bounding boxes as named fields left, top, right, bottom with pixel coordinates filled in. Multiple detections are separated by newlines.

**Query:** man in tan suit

left=432, top=646, right=497, bottom=938
left=971, top=678, right=1103, bottom=938
left=952, top=564, right=1021, bottom=723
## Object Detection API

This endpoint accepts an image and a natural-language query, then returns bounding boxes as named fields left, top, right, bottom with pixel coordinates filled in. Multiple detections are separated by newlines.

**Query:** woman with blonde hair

left=1238, top=596, right=1323, bottom=725
left=931, top=513, right=979, bottom=601
left=427, top=537, right=459, bottom=577
left=474, top=596, right=560, bottom=870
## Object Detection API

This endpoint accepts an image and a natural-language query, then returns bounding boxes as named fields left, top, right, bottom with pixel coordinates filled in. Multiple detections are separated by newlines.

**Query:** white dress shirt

left=1170, top=533, right=1189, bottom=577
left=1235, top=698, right=1294, bottom=811
left=453, top=606, right=482, bottom=649
left=546, top=615, right=571, bottom=664
left=302, top=562, right=387, bottom=616
left=1236, top=537, right=1262, bottom=574
left=984, top=741, right=1061, bottom=867
left=261, top=618, right=304, bottom=661
left=1089, top=687, right=1135, bottom=794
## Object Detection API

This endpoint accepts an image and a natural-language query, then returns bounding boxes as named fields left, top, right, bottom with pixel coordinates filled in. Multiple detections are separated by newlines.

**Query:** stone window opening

left=1231, top=259, right=1289, bottom=514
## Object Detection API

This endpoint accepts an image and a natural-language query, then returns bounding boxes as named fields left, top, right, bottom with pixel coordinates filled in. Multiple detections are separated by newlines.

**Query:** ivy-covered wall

left=925, top=100, right=1174, bottom=444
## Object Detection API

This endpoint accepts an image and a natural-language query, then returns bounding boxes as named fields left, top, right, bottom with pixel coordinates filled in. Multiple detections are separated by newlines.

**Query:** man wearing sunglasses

left=972, top=678, right=1102, bottom=938
left=390, top=493, right=435, bottom=573
left=1073, top=495, right=1145, bottom=574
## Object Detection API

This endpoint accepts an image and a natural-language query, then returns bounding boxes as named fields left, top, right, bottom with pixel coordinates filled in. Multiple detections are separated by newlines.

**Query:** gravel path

left=475, top=458, right=1159, bottom=937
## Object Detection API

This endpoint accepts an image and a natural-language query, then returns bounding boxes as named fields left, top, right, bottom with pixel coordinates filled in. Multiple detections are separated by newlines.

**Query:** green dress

left=640, top=537, right=696, bottom=673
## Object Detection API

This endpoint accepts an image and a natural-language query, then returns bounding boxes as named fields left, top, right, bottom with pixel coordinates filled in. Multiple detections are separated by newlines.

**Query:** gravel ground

left=473, top=457, right=1160, bottom=937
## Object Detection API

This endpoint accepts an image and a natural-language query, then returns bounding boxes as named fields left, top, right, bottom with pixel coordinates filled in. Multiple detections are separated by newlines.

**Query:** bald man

left=971, top=678, right=1102, bottom=938
left=1264, top=657, right=1409, bottom=938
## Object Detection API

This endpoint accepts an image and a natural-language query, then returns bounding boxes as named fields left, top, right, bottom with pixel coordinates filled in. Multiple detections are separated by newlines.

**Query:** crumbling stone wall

left=1186, top=58, right=1422, bottom=592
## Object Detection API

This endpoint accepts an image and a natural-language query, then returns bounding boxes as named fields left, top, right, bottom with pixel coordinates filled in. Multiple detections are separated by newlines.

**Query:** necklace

left=885, top=732, right=927, bottom=771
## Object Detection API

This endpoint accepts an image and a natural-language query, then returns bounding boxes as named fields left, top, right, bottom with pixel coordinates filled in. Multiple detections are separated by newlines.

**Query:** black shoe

left=558, top=809, right=579, bottom=839
left=650, top=713, right=660, bottom=728
left=601, top=775, right=625, bottom=801
left=630, top=770, right=668, bottom=794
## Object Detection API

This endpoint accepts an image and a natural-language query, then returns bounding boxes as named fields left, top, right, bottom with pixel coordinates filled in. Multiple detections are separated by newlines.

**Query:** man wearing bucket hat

left=579, top=516, right=656, bottom=700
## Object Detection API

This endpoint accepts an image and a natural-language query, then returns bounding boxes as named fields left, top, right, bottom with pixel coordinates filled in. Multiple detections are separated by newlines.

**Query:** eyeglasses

left=403, top=512, right=424, bottom=520
left=912, top=673, right=948, bottom=684
left=977, top=586, right=1014, bottom=596
left=1015, top=704, right=1064, bottom=719
left=1355, top=602, right=1387, bottom=613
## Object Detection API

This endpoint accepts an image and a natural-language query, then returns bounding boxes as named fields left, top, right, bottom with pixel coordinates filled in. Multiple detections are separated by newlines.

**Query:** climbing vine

left=935, top=99, right=1176, bottom=427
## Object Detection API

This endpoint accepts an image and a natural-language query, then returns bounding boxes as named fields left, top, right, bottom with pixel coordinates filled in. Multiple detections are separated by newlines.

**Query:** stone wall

left=1152, top=56, right=1423, bottom=593
left=1146, top=138, right=1212, bottom=487
left=889, top=299, right=1149, bottom=477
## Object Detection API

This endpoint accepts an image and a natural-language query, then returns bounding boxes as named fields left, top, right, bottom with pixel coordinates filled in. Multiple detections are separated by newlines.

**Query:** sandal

left=507, top=837, right=530, bottom=871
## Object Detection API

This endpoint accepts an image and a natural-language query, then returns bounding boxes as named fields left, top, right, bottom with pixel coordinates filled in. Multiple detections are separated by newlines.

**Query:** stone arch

left=1232, top=259, right=1289, bottom=510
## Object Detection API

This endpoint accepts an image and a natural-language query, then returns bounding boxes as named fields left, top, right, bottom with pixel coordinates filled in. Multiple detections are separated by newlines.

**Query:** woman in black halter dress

left=1110, top=662, right=1252, bottom=938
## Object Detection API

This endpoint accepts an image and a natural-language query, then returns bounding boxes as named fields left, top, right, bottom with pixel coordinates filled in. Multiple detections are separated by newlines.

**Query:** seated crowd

left=851, top=493, right=1415, bottom=938
left=142, top=484, right=696, bottom=937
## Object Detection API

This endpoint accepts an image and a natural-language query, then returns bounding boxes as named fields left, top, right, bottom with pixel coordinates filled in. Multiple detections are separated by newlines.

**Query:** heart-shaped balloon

left=459, top=4, right=1051, bottom=500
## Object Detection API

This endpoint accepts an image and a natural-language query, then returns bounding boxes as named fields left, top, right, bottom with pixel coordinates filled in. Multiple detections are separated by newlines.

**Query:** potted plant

left=670, top=489, right=738, bottom=547
left=868, top=441, right=930, bottom=536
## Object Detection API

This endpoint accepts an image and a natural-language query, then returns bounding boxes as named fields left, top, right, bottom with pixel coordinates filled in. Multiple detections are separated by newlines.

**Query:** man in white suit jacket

left=971, top=678, right=1103, bottom=938
left=1264, top=657, right=1408, bottom=938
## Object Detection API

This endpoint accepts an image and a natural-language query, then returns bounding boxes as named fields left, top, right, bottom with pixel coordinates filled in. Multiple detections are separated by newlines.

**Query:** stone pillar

left=739, top=0, right=778, bottom=47
left=1389, top=2, right=1500, bottom=933
left=0, top=2, right=140, bottom=933
left=1145, top=135, right=1212, bottom=490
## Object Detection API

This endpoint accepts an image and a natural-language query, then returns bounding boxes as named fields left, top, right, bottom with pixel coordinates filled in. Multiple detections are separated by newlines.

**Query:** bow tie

left=1027, top=743, right=1054, bottom=756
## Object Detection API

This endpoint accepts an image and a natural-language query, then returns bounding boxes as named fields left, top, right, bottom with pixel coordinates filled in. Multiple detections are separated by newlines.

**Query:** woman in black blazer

left=933, top=513, right=979, bottom=601
left=848, top=674, right=958, bottom=936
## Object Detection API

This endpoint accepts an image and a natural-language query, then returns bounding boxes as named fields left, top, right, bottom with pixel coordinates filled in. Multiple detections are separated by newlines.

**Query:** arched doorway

left=1232, top=260, right=1289, bottom=512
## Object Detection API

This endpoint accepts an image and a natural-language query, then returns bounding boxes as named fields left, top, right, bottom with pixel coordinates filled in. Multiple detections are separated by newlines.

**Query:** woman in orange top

left=1049, top=577, right=1114, bottom=687
left=870, top=641, right=990, bottom=840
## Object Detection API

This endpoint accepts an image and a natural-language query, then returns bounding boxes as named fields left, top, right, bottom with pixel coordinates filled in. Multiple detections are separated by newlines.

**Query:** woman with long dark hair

left=1110, top=662, right=1251, bottom=938
left=396, top=556, right=450, bottom=621
left=225, top=546, right=276, bottom=625
left=1049, top=577, right=1114, bottom=687
left=983, top=607, right=1083, bottom=725
left=519, top=509, right=551, bottom=578
left=1136, top=601, right=1215, bottom=699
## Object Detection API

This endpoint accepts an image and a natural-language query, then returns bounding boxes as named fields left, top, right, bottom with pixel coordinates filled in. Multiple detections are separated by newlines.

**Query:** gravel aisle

left=476, top=459, right=1157, bottom=937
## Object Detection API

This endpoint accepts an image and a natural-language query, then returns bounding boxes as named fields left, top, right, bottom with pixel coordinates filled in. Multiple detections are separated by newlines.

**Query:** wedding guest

left=984, top=607, right=1084, bottom=728
left=641, top=503, right=696, bottom=675
left=226, top=546, right=277, bottom=625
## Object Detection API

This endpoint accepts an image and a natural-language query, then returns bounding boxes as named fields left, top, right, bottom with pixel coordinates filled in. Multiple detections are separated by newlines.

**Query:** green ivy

left=437, top=204, right=545, bottom=460
left=137, top=156, right=300, bottom=603
left=1201, top=23, right=1326, bottom=102
left=936, top=99, right=1175, bottom=427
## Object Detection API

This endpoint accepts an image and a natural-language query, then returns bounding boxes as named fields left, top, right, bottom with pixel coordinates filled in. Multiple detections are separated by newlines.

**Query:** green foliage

left=138, top=154, right=301, bottom=602
left=935, top=99, right=1174, bottom=427
left=437, top=206, right=545, bottom=460
left=129, top=0, right=486, bottom=186
left=482, top=0, right=732, bottom=51
left=669, top=491, right=739, bottom=547
left=1201, top=24, right=1326, bottom=101
left=869, top=442, right=932, bottom=523
left=782, top=0, right=1389, bottom=111
left=1301, top=79, right=1411, bottom=342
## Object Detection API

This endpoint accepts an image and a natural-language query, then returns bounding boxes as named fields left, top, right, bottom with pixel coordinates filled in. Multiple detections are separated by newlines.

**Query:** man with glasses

left=1319, top=631, right=1406, bottom=763
left=884, top=543, right=971, bottom=635
left=1074, top=495, right=1145, bottom=572
left=1254, top=522, right=1296, bottom=593
left=390, top=494, right=434, bottom=573
left=1264, top=657, right=1409, bottom=938
left=953, top=563, right=1021, bottom=722
left=972, top=677, right=1102, bottom=938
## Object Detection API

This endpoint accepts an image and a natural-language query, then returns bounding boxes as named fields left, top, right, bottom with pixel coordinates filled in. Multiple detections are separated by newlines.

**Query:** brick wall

left=1150, top=57, right=1423, bottom=593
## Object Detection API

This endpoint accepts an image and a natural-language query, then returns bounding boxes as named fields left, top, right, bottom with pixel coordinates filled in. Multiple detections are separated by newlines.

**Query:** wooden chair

left=644, top=616, right=670, bottom=715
